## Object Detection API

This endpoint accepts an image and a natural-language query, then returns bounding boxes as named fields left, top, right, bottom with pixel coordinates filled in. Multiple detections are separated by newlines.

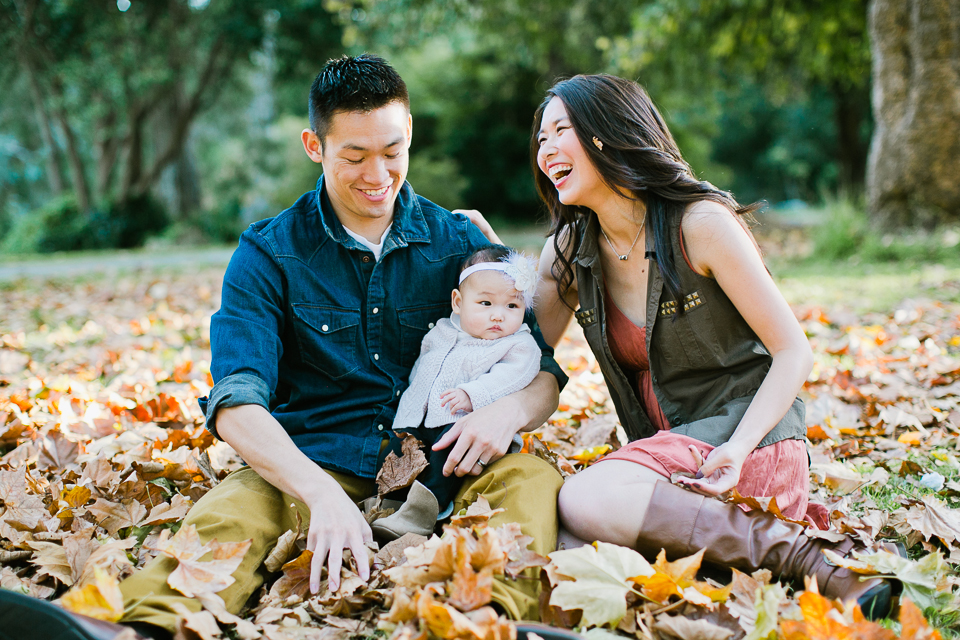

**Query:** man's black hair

left=308, top=54, right=410, bottom=146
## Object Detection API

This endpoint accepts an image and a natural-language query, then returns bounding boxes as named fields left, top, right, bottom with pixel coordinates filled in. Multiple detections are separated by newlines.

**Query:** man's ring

left=477, top=459, right=486, bottom=468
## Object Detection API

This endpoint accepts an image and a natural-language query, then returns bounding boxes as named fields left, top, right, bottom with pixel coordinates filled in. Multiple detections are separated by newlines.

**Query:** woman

left=531, top=75, right=893, bottom=617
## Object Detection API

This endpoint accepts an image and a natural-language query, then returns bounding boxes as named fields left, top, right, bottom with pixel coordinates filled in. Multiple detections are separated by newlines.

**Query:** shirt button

left=428, top=322, right=435, bottom=328
left=362, top=256, right=371, bottom=263
left=321, top=324, right=329, bottom=332
left=373, top=307, right=379, bottom=314
left=374, top=353, right=380, bottom=360
left=377, top=424, right=384, bottom=431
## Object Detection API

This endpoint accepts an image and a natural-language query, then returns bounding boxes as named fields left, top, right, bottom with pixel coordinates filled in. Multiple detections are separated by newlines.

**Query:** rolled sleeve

left=202, top=227, right=286, bottom=438
left=201, top=373, right=271, bottom=439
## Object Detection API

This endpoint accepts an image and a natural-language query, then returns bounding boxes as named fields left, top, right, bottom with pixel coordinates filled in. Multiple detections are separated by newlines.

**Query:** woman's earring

left=592, top=136, right=604, bottom=151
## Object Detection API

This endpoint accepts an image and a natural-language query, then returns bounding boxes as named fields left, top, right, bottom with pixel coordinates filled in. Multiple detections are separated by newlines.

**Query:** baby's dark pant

left=384, top=423, right=461, bottom=509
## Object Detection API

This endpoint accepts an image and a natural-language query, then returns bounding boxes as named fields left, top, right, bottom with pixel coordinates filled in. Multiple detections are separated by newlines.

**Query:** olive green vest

left=573, top=212, right=805, bottom=447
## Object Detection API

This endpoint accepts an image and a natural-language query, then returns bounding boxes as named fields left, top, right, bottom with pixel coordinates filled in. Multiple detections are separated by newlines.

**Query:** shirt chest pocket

left=397, top=303, right=449, bottom=368
left=291, top=304, right=361, bottom=380
left=654, top=290, right=719, bottom=371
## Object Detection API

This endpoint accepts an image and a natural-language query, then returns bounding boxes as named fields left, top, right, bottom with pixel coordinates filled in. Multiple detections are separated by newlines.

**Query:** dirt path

left=0, top=246, right=235, bottom=281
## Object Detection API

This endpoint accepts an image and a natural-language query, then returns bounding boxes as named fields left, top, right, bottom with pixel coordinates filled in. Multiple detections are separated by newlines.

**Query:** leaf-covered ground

left=1, top=259, right=959, bottom=640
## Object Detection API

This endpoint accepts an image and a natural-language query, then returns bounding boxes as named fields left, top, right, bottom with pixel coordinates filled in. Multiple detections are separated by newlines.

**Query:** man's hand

left=303, top=484, right=373, bottom=593
left=439, top=388, right=473, bottom=414
left=216, top=405, right=372, bottom=593
left=453, top=209, right=502, bottom=245
left=432, top=371, right=558, bottom=477
left=433, top=392, right=524, bottom=477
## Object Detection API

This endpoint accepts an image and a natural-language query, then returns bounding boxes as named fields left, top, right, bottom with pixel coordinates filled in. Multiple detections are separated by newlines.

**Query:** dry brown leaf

left=87, top=498, right=148, bottom=535
left=264, top=528, right=303, bottom=574
left=38, top=431, right=79, bottom=471
left=903, top=495, right=960, bottom=548
left=0, top=469, right=48, bottom=531
left=270, top=549, right=314, bottom=600
left=148, top=523, right=252, bottom=598
left=729, top=491, right=810, bottom=527
left=0, top=565, right=56, bottom=599
left=142, top=493, right=193, bottom=526
left=374, top=532, right=428, bottom=569
left=75, top=537, right=136, bottom=587
left=27, top=540, right=74, bottom=586
left=653, top=613, right=734, bottom=640
left=447, top=536, right=494, bottom=612
left=418, top=589, right=485, bottom=640
left=376, top=435, right=429, bottom=496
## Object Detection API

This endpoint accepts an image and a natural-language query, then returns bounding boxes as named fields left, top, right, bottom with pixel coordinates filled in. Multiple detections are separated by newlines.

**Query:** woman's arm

left=535, top=234, right=579, bottom=347
left=676, top=202, right=813, bottom=496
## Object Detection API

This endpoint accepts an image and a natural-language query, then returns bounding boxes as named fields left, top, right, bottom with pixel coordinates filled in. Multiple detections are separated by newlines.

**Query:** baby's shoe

left=371, top=481, right=440, bottom=541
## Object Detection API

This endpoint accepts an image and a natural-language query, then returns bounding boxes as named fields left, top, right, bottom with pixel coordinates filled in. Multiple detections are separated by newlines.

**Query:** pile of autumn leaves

left=0, top=269, right=958, bottom=640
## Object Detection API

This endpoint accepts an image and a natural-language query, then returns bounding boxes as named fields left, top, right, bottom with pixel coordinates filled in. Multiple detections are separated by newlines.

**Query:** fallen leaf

left=653, top=613, right=733, bottom=640
left=148, top=523, right=252, bottom=598
left=87, top=498, right=147, bottom=535
left=377, top=435, right=429, bottom=496
left=60, top=568, right=125, bottom=622
left=546, top=541, right=655, bottom=627
left=270, top=549, right=313, bottom=600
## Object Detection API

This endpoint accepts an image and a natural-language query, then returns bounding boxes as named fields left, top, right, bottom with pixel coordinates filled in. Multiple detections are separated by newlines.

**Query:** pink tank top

left=604, top=290, right=672, bottom=431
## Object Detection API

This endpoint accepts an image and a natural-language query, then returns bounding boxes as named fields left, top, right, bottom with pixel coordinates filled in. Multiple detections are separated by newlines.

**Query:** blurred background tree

left=0, top=0, right=955, bottom=254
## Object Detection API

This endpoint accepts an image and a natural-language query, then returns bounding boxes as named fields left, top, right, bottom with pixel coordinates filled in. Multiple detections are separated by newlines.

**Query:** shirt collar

left=314, top=175, right=431, bottom=251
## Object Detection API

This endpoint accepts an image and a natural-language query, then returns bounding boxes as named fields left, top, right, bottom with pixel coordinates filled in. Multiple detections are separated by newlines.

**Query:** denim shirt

left=200, top=176, right=567, bottom=478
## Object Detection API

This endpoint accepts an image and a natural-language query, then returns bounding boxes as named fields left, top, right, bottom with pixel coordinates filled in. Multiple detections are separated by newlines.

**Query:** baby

left=372, top=244, right=542, bottom=540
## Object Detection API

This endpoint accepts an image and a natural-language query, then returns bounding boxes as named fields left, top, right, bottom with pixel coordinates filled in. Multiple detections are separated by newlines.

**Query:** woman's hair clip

left=592, top=136, right=603, bottom=151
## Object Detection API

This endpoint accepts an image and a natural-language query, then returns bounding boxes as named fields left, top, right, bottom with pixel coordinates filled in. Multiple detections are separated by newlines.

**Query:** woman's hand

left=677, top=442, right=749, bottom=497
left=454, top=209, right=502, bottom=245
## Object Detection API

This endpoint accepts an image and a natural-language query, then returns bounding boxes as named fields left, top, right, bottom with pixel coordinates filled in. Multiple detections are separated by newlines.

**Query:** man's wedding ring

left=477, top=459, right=486, bottom=468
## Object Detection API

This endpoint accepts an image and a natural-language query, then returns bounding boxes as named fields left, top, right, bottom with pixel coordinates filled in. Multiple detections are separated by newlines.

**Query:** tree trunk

left=154, top=88, right=202, bottom=220
left=52, top=104, right=91, bottom=212
left=833, top=83, right=869, bottom=192
left=867, top=0, right=960, bottom=227
left=23, top=59, right=65, bottom=196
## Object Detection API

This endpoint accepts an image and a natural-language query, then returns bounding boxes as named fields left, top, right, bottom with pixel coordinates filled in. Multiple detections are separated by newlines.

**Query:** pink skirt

left=601, top=431, right=812, bottom=522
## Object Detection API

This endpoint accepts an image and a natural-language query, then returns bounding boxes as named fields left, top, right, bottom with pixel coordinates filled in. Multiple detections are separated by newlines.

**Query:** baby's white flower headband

left=458, top=251, right=540, bottom=309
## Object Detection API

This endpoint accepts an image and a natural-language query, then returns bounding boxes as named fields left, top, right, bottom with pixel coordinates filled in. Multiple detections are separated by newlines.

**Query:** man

left=61, top=54, right=565, bottom=640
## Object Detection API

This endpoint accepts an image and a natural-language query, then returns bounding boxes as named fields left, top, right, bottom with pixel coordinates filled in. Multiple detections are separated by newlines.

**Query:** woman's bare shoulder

left=681, top=200, right=742, bottom=243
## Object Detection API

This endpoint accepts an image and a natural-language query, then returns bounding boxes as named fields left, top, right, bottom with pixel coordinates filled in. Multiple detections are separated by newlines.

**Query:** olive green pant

left=120, top=454, right=562, bottom=632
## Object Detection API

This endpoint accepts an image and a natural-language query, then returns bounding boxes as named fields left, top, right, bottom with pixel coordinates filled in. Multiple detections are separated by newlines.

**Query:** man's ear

left=301, top=129, right=324, bottom=164
left=451, top=288, right=462, bottom=314
left=406, top=113, right=413, bottom=148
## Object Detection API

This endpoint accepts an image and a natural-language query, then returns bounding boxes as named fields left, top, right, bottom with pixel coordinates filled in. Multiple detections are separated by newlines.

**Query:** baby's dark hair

left=460, top=244, right=512, bottom=272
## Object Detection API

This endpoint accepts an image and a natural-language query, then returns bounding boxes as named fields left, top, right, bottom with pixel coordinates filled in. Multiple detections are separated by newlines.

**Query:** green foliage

left=2, top=194, right=169, bottom=254
left=812, top=199, right=960, bottom=264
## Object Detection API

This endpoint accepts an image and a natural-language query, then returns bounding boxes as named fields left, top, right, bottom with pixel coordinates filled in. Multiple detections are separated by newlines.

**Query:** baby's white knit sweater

left=392, top=314, right=542, bottom=431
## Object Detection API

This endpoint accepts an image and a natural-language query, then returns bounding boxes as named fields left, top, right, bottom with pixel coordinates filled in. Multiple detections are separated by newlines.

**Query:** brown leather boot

left=636, top=481, right=893, bottom=619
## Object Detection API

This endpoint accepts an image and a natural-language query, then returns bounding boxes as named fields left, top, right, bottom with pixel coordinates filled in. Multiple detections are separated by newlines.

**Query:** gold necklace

left=600, top=220, right=645, bottom=261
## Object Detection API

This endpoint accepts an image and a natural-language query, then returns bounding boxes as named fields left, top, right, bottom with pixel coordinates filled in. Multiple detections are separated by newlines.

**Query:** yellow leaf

left=60, top=568, right=124, bottom=622
left=899, top=432, right=924, bottom=446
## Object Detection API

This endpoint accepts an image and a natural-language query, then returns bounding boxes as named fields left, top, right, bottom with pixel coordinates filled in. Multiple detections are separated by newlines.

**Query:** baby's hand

left=440, top=389, right=473, bottom=413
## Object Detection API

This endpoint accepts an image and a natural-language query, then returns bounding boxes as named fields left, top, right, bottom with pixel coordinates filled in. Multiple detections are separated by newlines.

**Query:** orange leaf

left=269, top=549, right=314, bottom=600
left=900, top=599, right=942, bottom=640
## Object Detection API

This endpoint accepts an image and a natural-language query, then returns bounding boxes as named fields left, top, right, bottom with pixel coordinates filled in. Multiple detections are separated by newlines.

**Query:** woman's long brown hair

left=530, top=74, right=759, bottom=308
